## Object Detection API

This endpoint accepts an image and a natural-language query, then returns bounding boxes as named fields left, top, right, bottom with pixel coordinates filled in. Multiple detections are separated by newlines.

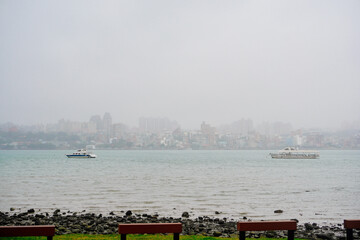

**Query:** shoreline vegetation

left=1, top=210, right=357, bottom=240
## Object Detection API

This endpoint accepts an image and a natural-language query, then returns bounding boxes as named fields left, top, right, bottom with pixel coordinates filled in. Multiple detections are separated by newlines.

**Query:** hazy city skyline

left=1, top=1, right=359, bottom=130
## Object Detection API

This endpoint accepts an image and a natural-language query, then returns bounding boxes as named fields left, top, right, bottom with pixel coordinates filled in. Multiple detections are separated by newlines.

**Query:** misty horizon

left=1, top=1, right=359, bottom=131
left=2, top=112, right=360, bottom=132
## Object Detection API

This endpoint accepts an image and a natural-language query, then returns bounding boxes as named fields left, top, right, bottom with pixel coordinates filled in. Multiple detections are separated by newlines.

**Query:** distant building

left=230, top=119, right=254, bottom=135
left=82, top=122, right=97, bottom=134
left=292, top=135, right=303, bottom=146
left=113, top=123, right=127, bottom=138
left=103, top=112, right=112, bottom=140
left=218, top=119, right=254, bottom=136
left=139, top=117, right=180, bottom=133
left=304, top=132, right=324, bottom=148
left=200, top=121, right=217, bottom=148
left=90, top=115, right=102, bottom=131
left=257, top=121, right=292, bottom=136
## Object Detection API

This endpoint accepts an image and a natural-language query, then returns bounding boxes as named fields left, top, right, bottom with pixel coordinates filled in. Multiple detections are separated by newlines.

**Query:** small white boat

left=66, top=149, right=96, bottom=158
left=270, top=147, right=319, bottom=159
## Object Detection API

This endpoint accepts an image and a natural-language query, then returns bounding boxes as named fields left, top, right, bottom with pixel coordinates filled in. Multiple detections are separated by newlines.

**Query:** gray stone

left=182, top=212, right=190, bottom=218
left=316, top=233, right=334, bottom=240
left=27, top=209, right=35, bottom=214
left=213, top=231, right=222, bottom=237
left=305, top=223, right=314, bottom=230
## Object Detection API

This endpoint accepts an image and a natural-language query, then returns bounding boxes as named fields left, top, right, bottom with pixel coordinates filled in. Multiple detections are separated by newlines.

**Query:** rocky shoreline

left=0, top=209, right=358, bottom=240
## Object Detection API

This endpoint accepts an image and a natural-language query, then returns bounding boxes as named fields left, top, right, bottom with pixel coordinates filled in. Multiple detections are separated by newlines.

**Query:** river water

left=0, top=150, right=359, bottom=224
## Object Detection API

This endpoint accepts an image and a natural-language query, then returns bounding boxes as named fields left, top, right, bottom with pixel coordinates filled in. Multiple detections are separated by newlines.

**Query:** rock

left=316, top=233, right=334, bottom=240
left=182, top=212, right=190, bottom=218
left=10, top=208, right=15, bottom=211
left=266, top=231, right=276, bottom=238
left=274, top=209, right=283, bottom=213
left=125, top=210, right=132, bottom=216
left=0, top=210, right=349, bottom=238
left=213, top=231, right=222, bottom=237
left=312, top=223, right=320, bottom=229
left=215, top=211, right=220, bottom=214
left=53, top=209, right=60, bottom=215
left=27, top=209, right=35, bottom=214
left=305, top=223, right=314, bottom=230
left=35, top=214, right=45, bottom=219
left=109, top=211, right=115, bottom=215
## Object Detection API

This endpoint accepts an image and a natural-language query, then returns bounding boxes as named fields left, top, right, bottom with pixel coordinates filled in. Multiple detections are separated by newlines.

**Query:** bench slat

left=0, top=225, right=55, bottom=237
left=118, top=223, right=182, bottom=234
left=344, top=220, right=360, bottom=229
left=237, top=221, right=297, bottom=231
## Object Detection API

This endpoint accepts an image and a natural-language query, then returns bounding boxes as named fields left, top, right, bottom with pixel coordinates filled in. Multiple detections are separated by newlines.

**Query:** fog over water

left=0, top=0, right=359, bottom=129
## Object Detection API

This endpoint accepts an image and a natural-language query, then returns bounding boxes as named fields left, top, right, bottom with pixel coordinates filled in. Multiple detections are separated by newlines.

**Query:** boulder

left=316, top=233, right=334, bottom=240
left=182, top=212, right=190, bottom=218
left=27, top=209, right=35, bottom=214
left=213, top=231, right=222, bottom=237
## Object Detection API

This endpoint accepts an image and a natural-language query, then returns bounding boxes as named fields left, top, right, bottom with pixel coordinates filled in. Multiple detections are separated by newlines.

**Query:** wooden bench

left=237, top=220, right=297, bottom=240
left=344, top=219, right=360, bottom=240
left=118, top=223, right=182, bottom=240
left=0, top=225, right=55, bottom=240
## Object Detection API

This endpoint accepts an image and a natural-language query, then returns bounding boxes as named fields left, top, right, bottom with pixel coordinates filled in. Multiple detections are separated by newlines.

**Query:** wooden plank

left=0, top=225, right=55, bottom=237
left=118, top=223, right=182, bottom=234
left=237, top=221, right=297, bottom=231
left=344, top=220, right=360, bottom=229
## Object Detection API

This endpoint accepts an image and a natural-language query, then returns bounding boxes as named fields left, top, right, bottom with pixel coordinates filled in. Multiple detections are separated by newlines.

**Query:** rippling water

left=0, top=150, right=359, bottom=224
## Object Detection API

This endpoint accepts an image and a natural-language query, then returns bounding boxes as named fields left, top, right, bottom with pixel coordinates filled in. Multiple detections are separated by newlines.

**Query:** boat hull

left=66, top=155, right=96, bottom=158
left=270, top=153, right=319, bottom=159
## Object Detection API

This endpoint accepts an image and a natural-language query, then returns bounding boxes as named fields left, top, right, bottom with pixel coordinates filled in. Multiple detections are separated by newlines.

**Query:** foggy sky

left=1, top=0, right=359, bottom=130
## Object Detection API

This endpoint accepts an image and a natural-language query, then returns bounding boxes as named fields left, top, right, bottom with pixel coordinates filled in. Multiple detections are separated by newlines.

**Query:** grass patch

left=0, top=235, right=305, bottom=240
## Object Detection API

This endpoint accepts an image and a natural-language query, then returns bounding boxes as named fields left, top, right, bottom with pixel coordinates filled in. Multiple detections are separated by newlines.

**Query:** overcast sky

left=1, top=0, right=359, bottom=130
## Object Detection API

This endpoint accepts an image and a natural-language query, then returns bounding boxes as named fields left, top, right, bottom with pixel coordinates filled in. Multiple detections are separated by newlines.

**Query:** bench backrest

left=237, top=221, right=297, bottom=231
left=0, top=225, right=55, bottom=237
left=344, top=220, right=360, bottom=229
left=118, top=223, right=182, bottom=234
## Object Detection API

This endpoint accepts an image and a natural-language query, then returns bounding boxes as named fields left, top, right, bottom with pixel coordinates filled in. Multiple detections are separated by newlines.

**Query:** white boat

left=66, top=149, right=96, bottom=158
left=270, top=147, right=319, bottom=159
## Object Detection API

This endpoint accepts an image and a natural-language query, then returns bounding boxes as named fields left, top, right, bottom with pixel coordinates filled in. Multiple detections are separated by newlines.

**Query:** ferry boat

left=66, top=149, right=96, bottom=158
left=270, top=147, right=319, bottom=159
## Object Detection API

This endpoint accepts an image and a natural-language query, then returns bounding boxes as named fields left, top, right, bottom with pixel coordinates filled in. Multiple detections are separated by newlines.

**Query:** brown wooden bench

left=237, top=220, right=297, bottom=240
left=118, top=223, right=182, bottom=240
left=0, top=225, right=55, bottom=240
left=344, top=219, right=360, bottom=240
